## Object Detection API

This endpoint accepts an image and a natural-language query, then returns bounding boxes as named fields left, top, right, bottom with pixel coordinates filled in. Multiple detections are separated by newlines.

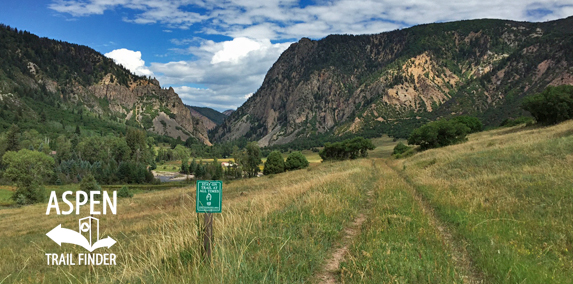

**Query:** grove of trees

left=319, top=137, right=375, bottom=161
left=407, top=119, right=470, bottom=150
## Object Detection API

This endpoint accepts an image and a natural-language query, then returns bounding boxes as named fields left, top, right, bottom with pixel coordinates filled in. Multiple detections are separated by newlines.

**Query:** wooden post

left=203, top=213, right=213, bottom=260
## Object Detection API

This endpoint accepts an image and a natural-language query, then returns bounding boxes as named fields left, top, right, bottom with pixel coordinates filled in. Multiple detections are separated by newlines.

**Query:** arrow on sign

left=46, top=224, right=116, bottom=252
left=90, top=236, right=117, bottom=251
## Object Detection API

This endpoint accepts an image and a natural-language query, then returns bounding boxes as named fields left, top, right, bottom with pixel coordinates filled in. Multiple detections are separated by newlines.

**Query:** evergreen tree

left=180, top=159, right=189, bottom=174
left=189, top=158, right=197, bottom=175
left=263, top=151, right=285, bottom=175
left=243, top=142, right=262, bottom=178
left=285, top=151, right=309, bottom=170
left=6, top=124, right=21, bottom=152
left=80, top=173, right=101, bottom=200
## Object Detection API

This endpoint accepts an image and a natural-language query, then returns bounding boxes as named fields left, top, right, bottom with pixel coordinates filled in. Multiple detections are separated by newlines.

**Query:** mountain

left=186, top=105, right=229, bottom=130
left=212, top=17, right=573, bottom=146
left=222, top=109, right=234, bottom=116
left=0, top=24, right=210, bottom=145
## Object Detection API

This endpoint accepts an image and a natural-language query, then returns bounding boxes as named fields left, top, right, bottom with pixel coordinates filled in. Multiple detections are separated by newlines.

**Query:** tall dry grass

left=0, top=159, right=372, bottom=283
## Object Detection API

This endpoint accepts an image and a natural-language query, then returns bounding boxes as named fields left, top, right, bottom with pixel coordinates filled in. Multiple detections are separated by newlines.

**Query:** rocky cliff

left=212, top=17, right=573, bottom=146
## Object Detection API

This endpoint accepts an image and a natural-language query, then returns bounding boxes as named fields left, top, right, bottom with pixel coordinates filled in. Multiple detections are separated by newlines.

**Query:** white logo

left=45, top=190, right=118, bottom=265
left=46, top=216, right=117, bottom=252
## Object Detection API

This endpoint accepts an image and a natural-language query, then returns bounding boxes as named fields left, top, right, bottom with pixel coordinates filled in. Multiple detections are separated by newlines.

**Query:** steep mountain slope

left=212, top=17, right=573, bottom=146
left=0, top=24, right=210, bottom=144
left=222, top=109, right=235, bottom=116
left=186, top=105, right=228, bottom=130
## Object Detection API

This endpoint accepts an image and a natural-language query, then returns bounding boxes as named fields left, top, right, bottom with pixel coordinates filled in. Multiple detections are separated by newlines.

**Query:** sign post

left=196, top=180, right=222, bottom=260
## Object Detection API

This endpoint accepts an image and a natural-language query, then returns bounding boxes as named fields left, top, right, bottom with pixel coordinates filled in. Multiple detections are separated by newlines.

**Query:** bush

left=392, top=142, right=410, bottom=155
left=263, top=151, right=285, bottom=175
left=3, top=149, right=54, bottom=205
left=285, top=151, right=309, bottom=170
left=393, top=142, right=416, bottom=159
left=408, top=119, right=470, bottom=150
left=522, top=85, right=573, bottom=125
left=118, top=186, right=133, bottom=198
left=80, top=173, right=101, bottom=199
left=451, top=116, right=483, bottom=133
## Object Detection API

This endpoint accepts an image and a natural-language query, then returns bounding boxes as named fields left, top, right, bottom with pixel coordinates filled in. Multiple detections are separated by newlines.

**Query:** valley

left=0, top=10, right=572, bottom=284
left=1, top=120, right=572, bottom=283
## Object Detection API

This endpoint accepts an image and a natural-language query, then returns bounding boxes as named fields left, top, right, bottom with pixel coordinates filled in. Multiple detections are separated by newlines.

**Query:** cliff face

left=0, top=24, right=210, bottom=144
left=212, top=17, right=573, bottom=145
left=88, top=77, right=210, bottom=144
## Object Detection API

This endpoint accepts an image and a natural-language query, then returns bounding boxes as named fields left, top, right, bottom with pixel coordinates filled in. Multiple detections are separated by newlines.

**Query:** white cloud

left=50, top=0, right=573, bottom=40
left=104, top=48, right=154, bottom=77
left=211, top=37, right=268, bottom=64
left=150, top=38, right=291, bottom=110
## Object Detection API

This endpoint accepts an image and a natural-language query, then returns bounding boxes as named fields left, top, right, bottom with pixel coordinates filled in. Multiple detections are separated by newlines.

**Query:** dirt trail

left=387, top=162, right=484, bottom=284
left=316, top=162, right=377, bottom=284
left=316, top=213, right=367, bottom=284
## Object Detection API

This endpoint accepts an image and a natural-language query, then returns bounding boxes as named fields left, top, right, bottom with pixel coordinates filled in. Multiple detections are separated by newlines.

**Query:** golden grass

left=0, top=159, right=370, bottom=283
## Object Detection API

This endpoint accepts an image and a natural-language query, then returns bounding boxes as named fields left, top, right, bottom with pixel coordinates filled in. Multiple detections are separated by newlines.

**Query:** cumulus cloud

left=50, top=0, right=573, bottom=39
left=104, top=48, right=154, bottom=77
left=150, top=38, right=291, bottom=110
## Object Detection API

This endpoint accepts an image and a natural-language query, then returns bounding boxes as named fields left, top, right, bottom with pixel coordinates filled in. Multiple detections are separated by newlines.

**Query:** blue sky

left=0, top=0, right=571, bottom=111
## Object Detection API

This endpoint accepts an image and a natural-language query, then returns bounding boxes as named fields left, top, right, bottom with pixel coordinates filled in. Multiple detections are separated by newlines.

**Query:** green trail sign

left=196, top=180, right=222, bottom=213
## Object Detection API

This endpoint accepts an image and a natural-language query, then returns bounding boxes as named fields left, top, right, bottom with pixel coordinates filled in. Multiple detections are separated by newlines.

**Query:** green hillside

left=186, top=105, right=228, bottom=125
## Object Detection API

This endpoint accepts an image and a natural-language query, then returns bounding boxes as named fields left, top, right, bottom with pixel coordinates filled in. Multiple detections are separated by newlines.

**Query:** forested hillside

left=186, top=105, right=229, bottom=131
left=0, top=24, right=209, bottom=144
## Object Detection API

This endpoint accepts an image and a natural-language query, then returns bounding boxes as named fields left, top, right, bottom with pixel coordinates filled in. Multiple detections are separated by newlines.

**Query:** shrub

left=285, top=151, right=309, bottom=170
left=392, top=142, right=410, bottom=155
left=3, top=149, right=54, bottom=205
left=118, top=186, right=133, bottom=198
left=451, top=116, right=483, bottom=133
left=80, top=173, right=101, bottom=199
left=393, top=142, right=416, bottom=159
left=396, top=147, right=416, bottom=159
left=522, top=85, right=573, bottom=125
left=263, top=151, right=285, bottom=175
left=408, top=119, right=470, bottom=150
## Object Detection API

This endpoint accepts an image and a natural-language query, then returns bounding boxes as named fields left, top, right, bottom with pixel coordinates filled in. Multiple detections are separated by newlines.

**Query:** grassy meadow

left=1, top=121, right=573, bottom=283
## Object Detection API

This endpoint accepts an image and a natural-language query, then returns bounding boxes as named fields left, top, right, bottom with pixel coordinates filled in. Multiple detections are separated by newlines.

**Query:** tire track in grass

left=387, top=161, right=485, bottom=284
left=316, top=161, right=377, bottom=284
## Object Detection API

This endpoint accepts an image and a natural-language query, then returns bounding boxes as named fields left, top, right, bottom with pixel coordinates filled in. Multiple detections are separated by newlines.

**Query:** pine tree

left=189, top=158, right=197, bottom=175
left=6, top=124, right=21, bottom=152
